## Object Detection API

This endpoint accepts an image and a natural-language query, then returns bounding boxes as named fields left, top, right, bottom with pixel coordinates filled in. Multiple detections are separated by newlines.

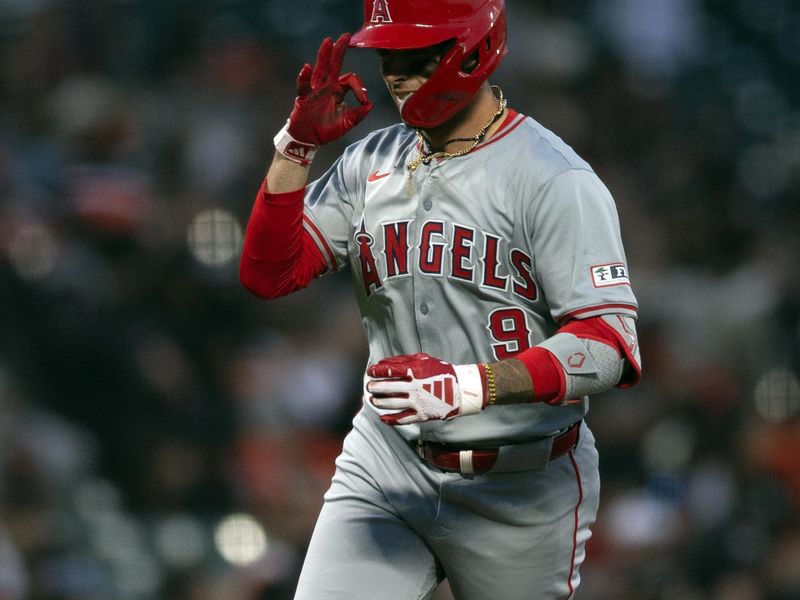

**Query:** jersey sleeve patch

left=590, top=263, right=630, bottom=288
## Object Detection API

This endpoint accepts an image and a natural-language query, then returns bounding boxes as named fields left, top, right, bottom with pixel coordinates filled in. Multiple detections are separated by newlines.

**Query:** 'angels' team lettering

left=354, top=217, right=538, bottom=301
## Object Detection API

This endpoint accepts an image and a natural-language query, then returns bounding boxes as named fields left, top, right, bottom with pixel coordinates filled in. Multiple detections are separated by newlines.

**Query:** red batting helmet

left=350, top=0, right=507, bottom=128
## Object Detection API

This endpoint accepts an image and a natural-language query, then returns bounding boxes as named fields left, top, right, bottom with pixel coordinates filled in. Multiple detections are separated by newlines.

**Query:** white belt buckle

left=459, top=450, right=474, bottom=474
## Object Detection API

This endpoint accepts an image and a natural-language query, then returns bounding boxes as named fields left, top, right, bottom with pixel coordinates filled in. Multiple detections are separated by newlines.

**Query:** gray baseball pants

left=294, top=409, right=600, bottom=599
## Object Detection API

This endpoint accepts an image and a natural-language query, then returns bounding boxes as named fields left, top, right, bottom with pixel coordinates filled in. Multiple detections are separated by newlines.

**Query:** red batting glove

left=287, top=33, right=372, bottom=146
left=365, top=353, right=487, bottom=426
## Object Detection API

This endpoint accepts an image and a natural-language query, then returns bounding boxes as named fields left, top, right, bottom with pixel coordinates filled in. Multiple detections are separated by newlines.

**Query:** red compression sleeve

left=239, top=179, right=328, bottom=299
left=514, top=315, right=640, bottom=405
left=515, top=347, right=565, bottom=405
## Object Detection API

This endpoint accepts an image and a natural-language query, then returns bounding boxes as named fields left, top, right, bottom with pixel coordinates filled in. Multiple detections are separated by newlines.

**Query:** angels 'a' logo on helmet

left=370, top=0, right=392, bottom=23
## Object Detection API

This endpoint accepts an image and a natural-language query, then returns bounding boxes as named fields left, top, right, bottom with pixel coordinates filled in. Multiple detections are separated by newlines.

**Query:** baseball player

left=241, top=1, right=641, bottom=598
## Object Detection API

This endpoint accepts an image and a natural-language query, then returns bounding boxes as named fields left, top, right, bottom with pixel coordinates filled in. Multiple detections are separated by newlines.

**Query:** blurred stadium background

left=0, top=0, right=799, bottom=598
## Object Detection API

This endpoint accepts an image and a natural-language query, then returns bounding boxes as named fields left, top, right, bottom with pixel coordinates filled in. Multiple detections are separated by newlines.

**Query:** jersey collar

left=474, top=108, right=525, bottom=152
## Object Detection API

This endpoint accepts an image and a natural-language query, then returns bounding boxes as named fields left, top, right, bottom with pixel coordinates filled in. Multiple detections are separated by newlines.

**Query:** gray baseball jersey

left=290, top=108, right=636, bottom=599
left=303, top=109, right=637, bottom=444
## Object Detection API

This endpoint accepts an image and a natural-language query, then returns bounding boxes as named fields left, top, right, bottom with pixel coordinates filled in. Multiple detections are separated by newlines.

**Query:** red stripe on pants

left=566, top=450, right=584, bottom=598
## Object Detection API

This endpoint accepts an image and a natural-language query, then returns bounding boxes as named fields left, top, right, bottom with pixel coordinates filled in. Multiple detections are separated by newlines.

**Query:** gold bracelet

left=483, top=363, right=497, bottom=406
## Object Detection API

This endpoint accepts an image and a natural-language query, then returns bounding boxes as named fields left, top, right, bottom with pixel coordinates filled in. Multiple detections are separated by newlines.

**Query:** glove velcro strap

left=274, top=121, right=319, bottom=165
left=453, top=363, right=486, bottom=415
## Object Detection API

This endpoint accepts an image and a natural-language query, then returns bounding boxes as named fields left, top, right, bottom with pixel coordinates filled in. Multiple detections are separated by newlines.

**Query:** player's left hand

left=365, top=353, right=487, bottom=425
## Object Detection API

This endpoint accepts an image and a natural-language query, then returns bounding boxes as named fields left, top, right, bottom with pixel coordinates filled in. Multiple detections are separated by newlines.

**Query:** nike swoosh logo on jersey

left=368, top=171, right=392, bottom=182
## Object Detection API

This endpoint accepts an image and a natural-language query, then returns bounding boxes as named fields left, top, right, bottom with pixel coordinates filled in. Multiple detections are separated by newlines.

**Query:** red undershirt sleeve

left=239, top=179, right=328, bottom=299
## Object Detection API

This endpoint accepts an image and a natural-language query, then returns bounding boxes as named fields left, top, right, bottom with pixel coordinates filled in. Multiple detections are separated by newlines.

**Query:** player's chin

left=393, top=92, right=413, bottom=112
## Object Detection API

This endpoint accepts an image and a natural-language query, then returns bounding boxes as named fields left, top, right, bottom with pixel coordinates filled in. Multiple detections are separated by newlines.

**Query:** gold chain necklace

left=406, top=87, right=507, bottom=193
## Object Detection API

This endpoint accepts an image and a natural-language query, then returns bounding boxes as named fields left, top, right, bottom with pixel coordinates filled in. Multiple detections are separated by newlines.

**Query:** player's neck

left=419, top=85, right=506, bottom=153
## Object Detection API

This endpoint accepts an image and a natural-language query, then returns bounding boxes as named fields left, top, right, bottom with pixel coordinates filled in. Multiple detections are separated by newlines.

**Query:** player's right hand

left=287, top=33, right=373, bottom=146
left=365, top=353, right=487, bottom=425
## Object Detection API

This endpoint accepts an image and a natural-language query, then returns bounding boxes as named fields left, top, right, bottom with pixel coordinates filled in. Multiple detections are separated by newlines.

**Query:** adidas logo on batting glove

left=365, top=352, right=486, bottom=425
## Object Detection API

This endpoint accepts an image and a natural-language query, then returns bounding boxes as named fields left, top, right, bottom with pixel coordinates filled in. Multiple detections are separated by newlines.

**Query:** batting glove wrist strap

left=453, top=363, right=486, bottom=416
left=274, top=121, right=319, bottom=166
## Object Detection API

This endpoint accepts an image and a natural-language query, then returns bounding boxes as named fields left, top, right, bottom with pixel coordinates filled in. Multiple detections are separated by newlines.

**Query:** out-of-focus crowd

left=0, top=1, right=798, bottom=598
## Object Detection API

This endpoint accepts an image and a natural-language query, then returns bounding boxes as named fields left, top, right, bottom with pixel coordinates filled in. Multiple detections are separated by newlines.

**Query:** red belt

left=415, top=421, right=581, bottom=475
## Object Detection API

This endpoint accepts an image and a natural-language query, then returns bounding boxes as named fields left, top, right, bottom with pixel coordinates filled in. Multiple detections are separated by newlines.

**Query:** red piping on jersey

left=566, top=450, right=584, bottom=599
left=559, top=303, right=638, bottom=324
left=240, top=179, right=328, bottom=299
left=302, top=213, right=337, bottom=272
left=430, top=109, right=523, bottom=164
left=494, top=108, right=518, bottom=133
left=475, top=109, right=524, bottom=152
